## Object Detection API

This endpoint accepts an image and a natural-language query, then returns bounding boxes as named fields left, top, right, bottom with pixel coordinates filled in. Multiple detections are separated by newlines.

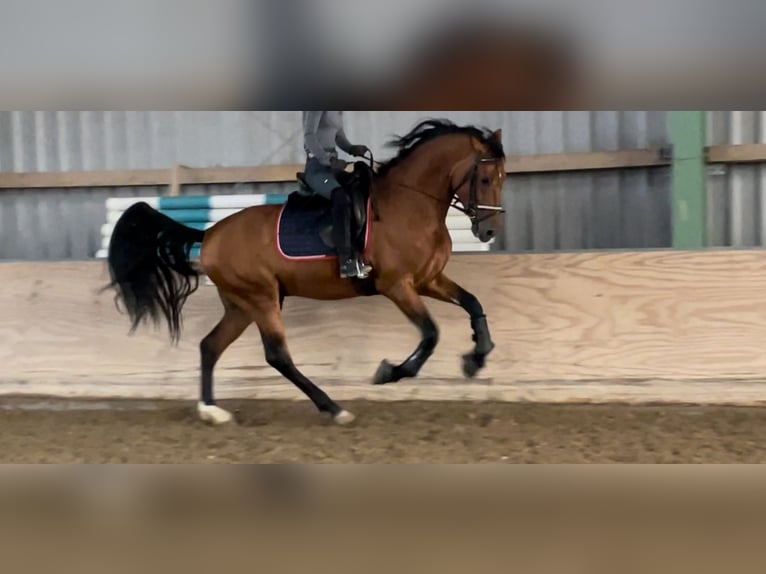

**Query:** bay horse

left=105, top=119, right=507, bottom=426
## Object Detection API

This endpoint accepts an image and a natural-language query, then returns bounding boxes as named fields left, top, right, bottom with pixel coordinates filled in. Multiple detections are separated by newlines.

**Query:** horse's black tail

left=104, top=201, right=206, bottom=343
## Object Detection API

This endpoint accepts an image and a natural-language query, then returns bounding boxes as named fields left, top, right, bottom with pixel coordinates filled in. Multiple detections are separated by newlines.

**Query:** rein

left=373, top=153, right=506, bottom=224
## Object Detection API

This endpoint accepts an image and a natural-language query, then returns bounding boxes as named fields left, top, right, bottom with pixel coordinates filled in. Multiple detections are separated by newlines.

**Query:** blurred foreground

left=1, top=411, right=766, bottom=573
left=3, top=0, right=766, bottom=107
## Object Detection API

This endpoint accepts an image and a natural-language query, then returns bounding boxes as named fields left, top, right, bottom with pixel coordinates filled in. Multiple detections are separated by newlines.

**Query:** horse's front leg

left=421, top=273, right=495, bottom=378
left=373, top=280, right=439, bottom=385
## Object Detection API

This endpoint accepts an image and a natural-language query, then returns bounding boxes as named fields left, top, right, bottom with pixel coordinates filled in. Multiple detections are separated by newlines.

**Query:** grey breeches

left=303, top=157, right=341, bottom=200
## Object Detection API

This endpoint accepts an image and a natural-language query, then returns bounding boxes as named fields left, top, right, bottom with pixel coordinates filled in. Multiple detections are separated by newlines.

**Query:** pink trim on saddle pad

left=276, top=198, right=373, bottom=262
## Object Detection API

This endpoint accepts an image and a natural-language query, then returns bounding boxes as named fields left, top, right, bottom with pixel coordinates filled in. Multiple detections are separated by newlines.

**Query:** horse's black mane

left=375, top=119, right=505, bottom=178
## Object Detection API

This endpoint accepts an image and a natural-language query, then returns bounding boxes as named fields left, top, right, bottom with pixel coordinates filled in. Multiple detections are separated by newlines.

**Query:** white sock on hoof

left=197, top=402, right=233, bottom=425
left=334, top=410, right=356, bottom=425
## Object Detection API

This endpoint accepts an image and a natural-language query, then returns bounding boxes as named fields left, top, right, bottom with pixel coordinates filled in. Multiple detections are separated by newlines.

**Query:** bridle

left=367, top=150, right=506, bottom=226
left=448, top=154, right=507, bottom=225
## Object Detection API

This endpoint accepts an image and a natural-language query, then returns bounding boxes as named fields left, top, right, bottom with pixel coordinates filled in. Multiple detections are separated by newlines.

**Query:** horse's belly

left=279, top=262, right=374, bottom=300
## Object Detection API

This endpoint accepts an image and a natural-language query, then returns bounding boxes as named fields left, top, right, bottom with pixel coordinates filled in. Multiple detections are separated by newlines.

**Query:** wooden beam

left=0, top=164, right=303, bottom=190
left=0, top=149, right=672, bottom=191
left=506, top=148, right=669, bottom=173
left=0, top=168, right=171, bottom=189
left=3, top=144, right=766, bottom=192
left=176, top=164, right=302, bottom=185
left=707, top=143, right=766, bottom=164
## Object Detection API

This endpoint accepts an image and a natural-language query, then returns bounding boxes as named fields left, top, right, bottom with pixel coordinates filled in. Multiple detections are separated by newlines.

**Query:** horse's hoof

left=373, top=359, right=396, bottom=385
left=461, top=353, right=485, bottom=379
left=334, top=409, right=356, bottom=426
left=197, top=402, right=234, bottom=425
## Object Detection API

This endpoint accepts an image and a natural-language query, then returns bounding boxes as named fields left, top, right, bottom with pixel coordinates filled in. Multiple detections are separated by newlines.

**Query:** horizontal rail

left=0, top=165, right=301, bottom=190
left=105, top=193, right=288, bottom=211
left=0, top=148, right=674, bottom=191
left=505, top=148, right=669, bottom=173
left=707, top=143, right=766, bottom=164
left=4, top=144, right=762, bottom=192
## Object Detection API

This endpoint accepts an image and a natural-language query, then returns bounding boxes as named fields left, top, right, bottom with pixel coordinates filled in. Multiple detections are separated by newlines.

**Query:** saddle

left=292, top=161, right=373, bottom=252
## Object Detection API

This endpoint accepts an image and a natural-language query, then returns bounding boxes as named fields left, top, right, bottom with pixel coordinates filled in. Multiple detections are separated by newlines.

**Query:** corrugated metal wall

left=707, top=111, right=766, bottom=247
left=0, top=111, right=306, bottom=171
left=497, top=111, right=670, bottom=251
left=0, top=111, right=669, bottom=260
left=0, top=111, right=669, bottom=171
left=0, top=183, right=296, bottom=260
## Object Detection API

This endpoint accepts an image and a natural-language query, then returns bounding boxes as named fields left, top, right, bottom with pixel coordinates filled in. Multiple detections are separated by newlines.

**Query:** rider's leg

left=305, top=157, right=370, bottom=279
left=345, top=178, right=372, bottom=277
left=331, top=187, right=360, bottom=278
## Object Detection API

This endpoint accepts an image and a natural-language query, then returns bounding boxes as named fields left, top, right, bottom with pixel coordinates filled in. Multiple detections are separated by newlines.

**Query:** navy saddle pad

left=277, top=192, right=369, bottom=259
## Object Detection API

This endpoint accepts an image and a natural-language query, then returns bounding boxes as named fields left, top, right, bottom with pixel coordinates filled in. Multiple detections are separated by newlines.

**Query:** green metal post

left=669, top=111, right=707, bottom=248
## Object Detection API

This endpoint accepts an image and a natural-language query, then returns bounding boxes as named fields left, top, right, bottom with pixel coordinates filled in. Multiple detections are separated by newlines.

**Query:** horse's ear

left=492, top=129, right=503, bottom=142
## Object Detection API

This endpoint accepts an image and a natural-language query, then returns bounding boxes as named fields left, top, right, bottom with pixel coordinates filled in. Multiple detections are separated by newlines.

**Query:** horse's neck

left=375, top=142, right=468, bottom=219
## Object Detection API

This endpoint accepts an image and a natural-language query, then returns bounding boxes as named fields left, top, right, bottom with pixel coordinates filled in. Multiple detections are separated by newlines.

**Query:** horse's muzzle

left=472, top=220, right=497, bottom=243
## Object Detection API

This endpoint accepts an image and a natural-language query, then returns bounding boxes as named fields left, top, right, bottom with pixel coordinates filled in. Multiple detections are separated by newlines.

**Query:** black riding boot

left=331, top=188, right=360, bottom=278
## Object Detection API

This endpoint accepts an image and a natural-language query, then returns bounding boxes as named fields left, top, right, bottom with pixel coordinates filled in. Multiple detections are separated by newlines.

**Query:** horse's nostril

left=486, top=229, right=495, bottom=238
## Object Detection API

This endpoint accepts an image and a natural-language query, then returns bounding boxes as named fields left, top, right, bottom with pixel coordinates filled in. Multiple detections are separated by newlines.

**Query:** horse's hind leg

left=373, top=280, right=439, bottom=385
left=197, top=293, right=251, bottom=425
left=250, top=295, right=355, bottom=426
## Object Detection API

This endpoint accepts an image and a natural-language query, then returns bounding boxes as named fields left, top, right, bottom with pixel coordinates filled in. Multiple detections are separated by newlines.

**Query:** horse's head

left=450, top=128, right=506, bottom=243
left=378, top=119, right=507, bottom=242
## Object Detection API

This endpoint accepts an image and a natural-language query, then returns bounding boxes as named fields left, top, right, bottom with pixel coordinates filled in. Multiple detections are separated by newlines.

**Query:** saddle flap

left=278, top=192, right=371, bottom=259
left=351, top=187, right=367, bottom=230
